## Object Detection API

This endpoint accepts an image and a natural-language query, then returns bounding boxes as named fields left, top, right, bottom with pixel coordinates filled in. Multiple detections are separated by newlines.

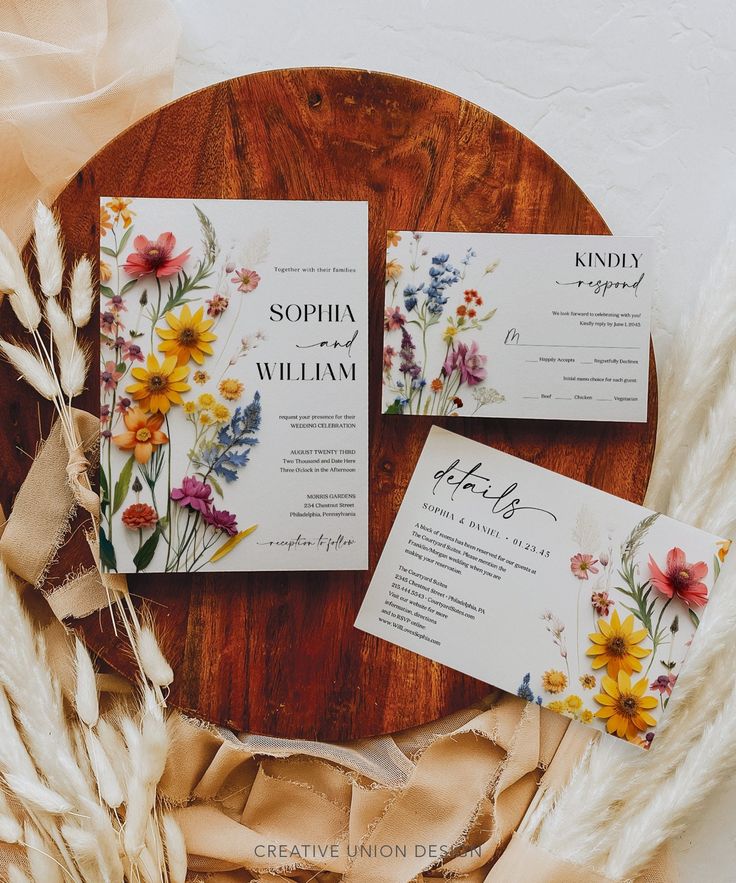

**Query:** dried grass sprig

left=69, top=257, right=93, bottom=329
left=33, top=202, right=64, bottom=299
left=44, top=299, right=89, bottom=399
left=73, top=638, right=98, bottom=728
left=0, top=341, right=58, bottom=401
left=0, top=227, right=41, bottom=332
left=137, top=627, right=174, bottom=689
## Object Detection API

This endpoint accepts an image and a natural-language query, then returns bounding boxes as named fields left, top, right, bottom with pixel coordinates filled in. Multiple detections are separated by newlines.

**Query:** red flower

left=121, top=503, right=158, bottom=530
left=591, top=590, right=614, bottom=616
left=648, top=547, right=709, bottom=608
left=650, top=674, right=677, bottom=696
left=123, top=233, right=191, bottom=279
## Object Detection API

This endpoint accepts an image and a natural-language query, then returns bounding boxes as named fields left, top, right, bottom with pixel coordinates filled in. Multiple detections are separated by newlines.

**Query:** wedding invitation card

left=383, top=231, right=652, bottom=422
left=356, top=427, right=730, bottom=747
left=99, top=197, right=368, bottom=573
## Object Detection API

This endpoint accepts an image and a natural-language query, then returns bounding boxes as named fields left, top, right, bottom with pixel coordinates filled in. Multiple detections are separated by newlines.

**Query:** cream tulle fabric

left=0, top=0, right=180, bottom=248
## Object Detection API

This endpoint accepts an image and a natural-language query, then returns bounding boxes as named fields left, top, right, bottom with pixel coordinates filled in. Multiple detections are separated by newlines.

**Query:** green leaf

left=688, top=609, right=701, bottom=629
left=117, top=225, right=134, bottom=256
left=100, top=284, right=115, bottom=299
left=100, top=246, right=118, bottom=258
left=385, top=401, right=404, bottom=415
left=209, top=474, right=224, bottom=497
left=112, top=455, right=135, bottom=514
left=99, top=526, right=117, bottom=572
left=120, top=279, right=137, bottom=296
left=133, top=528, right=161, bottom=572
left=99, top=467, right=109, bottom=501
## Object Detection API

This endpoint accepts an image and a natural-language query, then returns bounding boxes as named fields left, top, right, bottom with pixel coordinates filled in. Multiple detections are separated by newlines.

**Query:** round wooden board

left=1, top=68, right=657, bottom=741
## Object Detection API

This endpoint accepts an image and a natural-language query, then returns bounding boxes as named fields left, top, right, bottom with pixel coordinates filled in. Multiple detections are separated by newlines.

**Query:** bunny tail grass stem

left=69, top=257, right=93, bottom=329
left=33, top=202, right=64, bottom=299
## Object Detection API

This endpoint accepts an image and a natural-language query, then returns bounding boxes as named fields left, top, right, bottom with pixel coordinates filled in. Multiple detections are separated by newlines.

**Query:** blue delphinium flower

left=403, top=282, right=424, bottom=312
left=517, top=673, right=534, bottom=703
left=460, top=247, right=477, bottom=266
left=411, top=377, right=426, bottom=390
left=431, top=252, right=450, bottom=265
left=197, top=392, right=262, bottom=483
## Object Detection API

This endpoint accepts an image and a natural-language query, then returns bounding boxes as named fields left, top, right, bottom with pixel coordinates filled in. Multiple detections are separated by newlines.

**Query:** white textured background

left=169, top=2, right=736, bottom=878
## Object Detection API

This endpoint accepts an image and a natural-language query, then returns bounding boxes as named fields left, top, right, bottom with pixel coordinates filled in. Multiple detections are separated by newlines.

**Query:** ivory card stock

left=99, top=197, right=368, bottom=573
left=383, top=231, right=652, bottom=422
left=356, top=427, right=729, bottom=747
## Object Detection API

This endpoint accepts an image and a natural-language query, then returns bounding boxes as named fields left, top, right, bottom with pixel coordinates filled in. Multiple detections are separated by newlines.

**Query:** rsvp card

left=356, top=427, right=729, bottom=747
left=383, top=231, right=652, bottom=422
left=99, top=197, right=368, bottom=573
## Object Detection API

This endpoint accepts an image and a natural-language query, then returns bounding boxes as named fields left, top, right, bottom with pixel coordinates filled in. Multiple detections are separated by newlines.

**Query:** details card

left=100, top=197, right=368, bottom=573
left=383, top=231, right=652, bottom=422
left=356, top=427, right=730, bottom=747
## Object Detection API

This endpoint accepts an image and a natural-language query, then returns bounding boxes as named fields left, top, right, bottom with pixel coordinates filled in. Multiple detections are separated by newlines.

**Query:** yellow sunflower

left=219, top=378, right=244, bottom=401
left=586, top=610, right=651, bottom=677
left=594, top=671, right=658, bottom=740
left=182, top=401, right=197, bottom=415
left=564, top=694, right=583, bottom=713
left=197, top=393, right=215, bottom=409
left=579, top=674, right=596, bottom=690
left=126, top=354, right=190, bottom=414
left=212, top=403, right=231, bottom=423
left=157, top=305, right=217, bottom=366
left=541, top=670, right=567, bottom=694
left=580, top=709, right=594, bottom=725
left=193, top=370, right=210, bottom=385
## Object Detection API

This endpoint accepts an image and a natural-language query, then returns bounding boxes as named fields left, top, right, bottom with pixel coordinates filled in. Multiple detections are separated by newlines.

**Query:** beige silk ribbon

left=160, top=703, right=674, bottom=883
left=164, top=700, right=574, bottom=879
left=0, top=409, right=123, bottom=619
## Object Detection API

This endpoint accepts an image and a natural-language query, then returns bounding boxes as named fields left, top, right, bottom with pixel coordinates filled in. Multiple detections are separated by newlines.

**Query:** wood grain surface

left=0, top=69, right=658, bottom=741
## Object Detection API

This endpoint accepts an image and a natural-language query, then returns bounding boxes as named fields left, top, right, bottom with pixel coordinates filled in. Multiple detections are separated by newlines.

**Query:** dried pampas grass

left=0, top=563, right=182, bottom=882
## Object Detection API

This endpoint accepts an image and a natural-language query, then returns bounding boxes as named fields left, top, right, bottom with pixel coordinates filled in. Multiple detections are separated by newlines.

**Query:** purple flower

left=443, top=341, right=487, bottom=386
left=203, top=506, right=238, bottom=536
left=398, top=328, right=421, bottom=379
left=170, top=476, right=213, bottom=513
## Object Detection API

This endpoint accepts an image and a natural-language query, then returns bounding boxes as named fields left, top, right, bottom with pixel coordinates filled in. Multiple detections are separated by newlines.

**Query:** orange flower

left=100, top=206, right=113, bottom=235
left=100, top=259, right=112, bottom=283
left=387, top=231, right=402, bottom=248
left=112, top=407, right=169, bottom=464
left=430, top=378, right=443, bottom=392
left=718, top=540, right=731, bottom=563
left=106, top=197, right=136, bottom=228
